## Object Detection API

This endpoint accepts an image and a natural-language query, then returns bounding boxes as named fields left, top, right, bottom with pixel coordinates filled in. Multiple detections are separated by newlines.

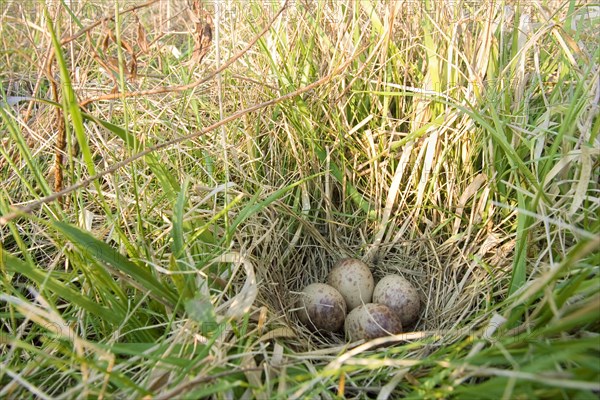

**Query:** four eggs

left=296, top=258, right=421, bottom=341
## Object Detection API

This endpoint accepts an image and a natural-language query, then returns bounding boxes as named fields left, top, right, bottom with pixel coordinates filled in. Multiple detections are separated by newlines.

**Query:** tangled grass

left=1, top=1, right=598, bottom=398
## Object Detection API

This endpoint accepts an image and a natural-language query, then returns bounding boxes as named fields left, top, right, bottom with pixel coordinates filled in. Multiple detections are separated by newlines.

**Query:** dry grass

left=1, top=0, right=599, bottom=398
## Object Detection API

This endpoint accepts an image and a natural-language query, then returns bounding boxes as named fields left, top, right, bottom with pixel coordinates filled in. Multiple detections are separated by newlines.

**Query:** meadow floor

left=1, top=1, right=599, bottom=398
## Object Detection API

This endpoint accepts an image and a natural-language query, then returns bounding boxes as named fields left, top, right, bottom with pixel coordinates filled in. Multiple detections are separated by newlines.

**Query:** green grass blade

left=51, top=220, right=178, bottom=305
left=44, top=8, right=96, bottom=178
left=0, top=248, right=121, bottom=325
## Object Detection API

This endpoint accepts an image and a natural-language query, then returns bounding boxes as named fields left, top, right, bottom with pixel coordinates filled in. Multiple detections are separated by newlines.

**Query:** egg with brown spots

left=296, top=283, right=347, bottom=332
left=345, top=303, right=403, bottom=341
left=373, top=274, right=421, bottom=327
left=327, top=258, right=374, bottom=310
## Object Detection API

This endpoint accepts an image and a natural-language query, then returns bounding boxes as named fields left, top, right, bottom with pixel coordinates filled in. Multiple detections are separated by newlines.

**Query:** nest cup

left=248, top=228, right=476, bottom=349
left=288, top=252, right=424, bottom=347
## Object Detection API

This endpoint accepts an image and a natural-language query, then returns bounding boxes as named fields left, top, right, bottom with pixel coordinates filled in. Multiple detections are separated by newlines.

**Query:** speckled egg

left=327, top=258, right=374, bottom=310
left=344, top=303, right=403, bottom=341
left=296, top=283, right=347, bottom=332
left=372, top=274, right=421, bottom=327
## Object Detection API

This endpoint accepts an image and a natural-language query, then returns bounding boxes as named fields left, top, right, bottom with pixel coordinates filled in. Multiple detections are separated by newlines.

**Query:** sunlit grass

left=1, top=1, right=598, bottom=398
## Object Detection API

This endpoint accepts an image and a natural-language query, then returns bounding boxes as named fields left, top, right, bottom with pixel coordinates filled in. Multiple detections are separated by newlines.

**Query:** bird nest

left=223, top=206, right=515, bottom=351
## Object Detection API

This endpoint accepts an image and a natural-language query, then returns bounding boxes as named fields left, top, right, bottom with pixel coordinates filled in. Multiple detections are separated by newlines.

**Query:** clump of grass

left=1, top=1, right=598, bottom=398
